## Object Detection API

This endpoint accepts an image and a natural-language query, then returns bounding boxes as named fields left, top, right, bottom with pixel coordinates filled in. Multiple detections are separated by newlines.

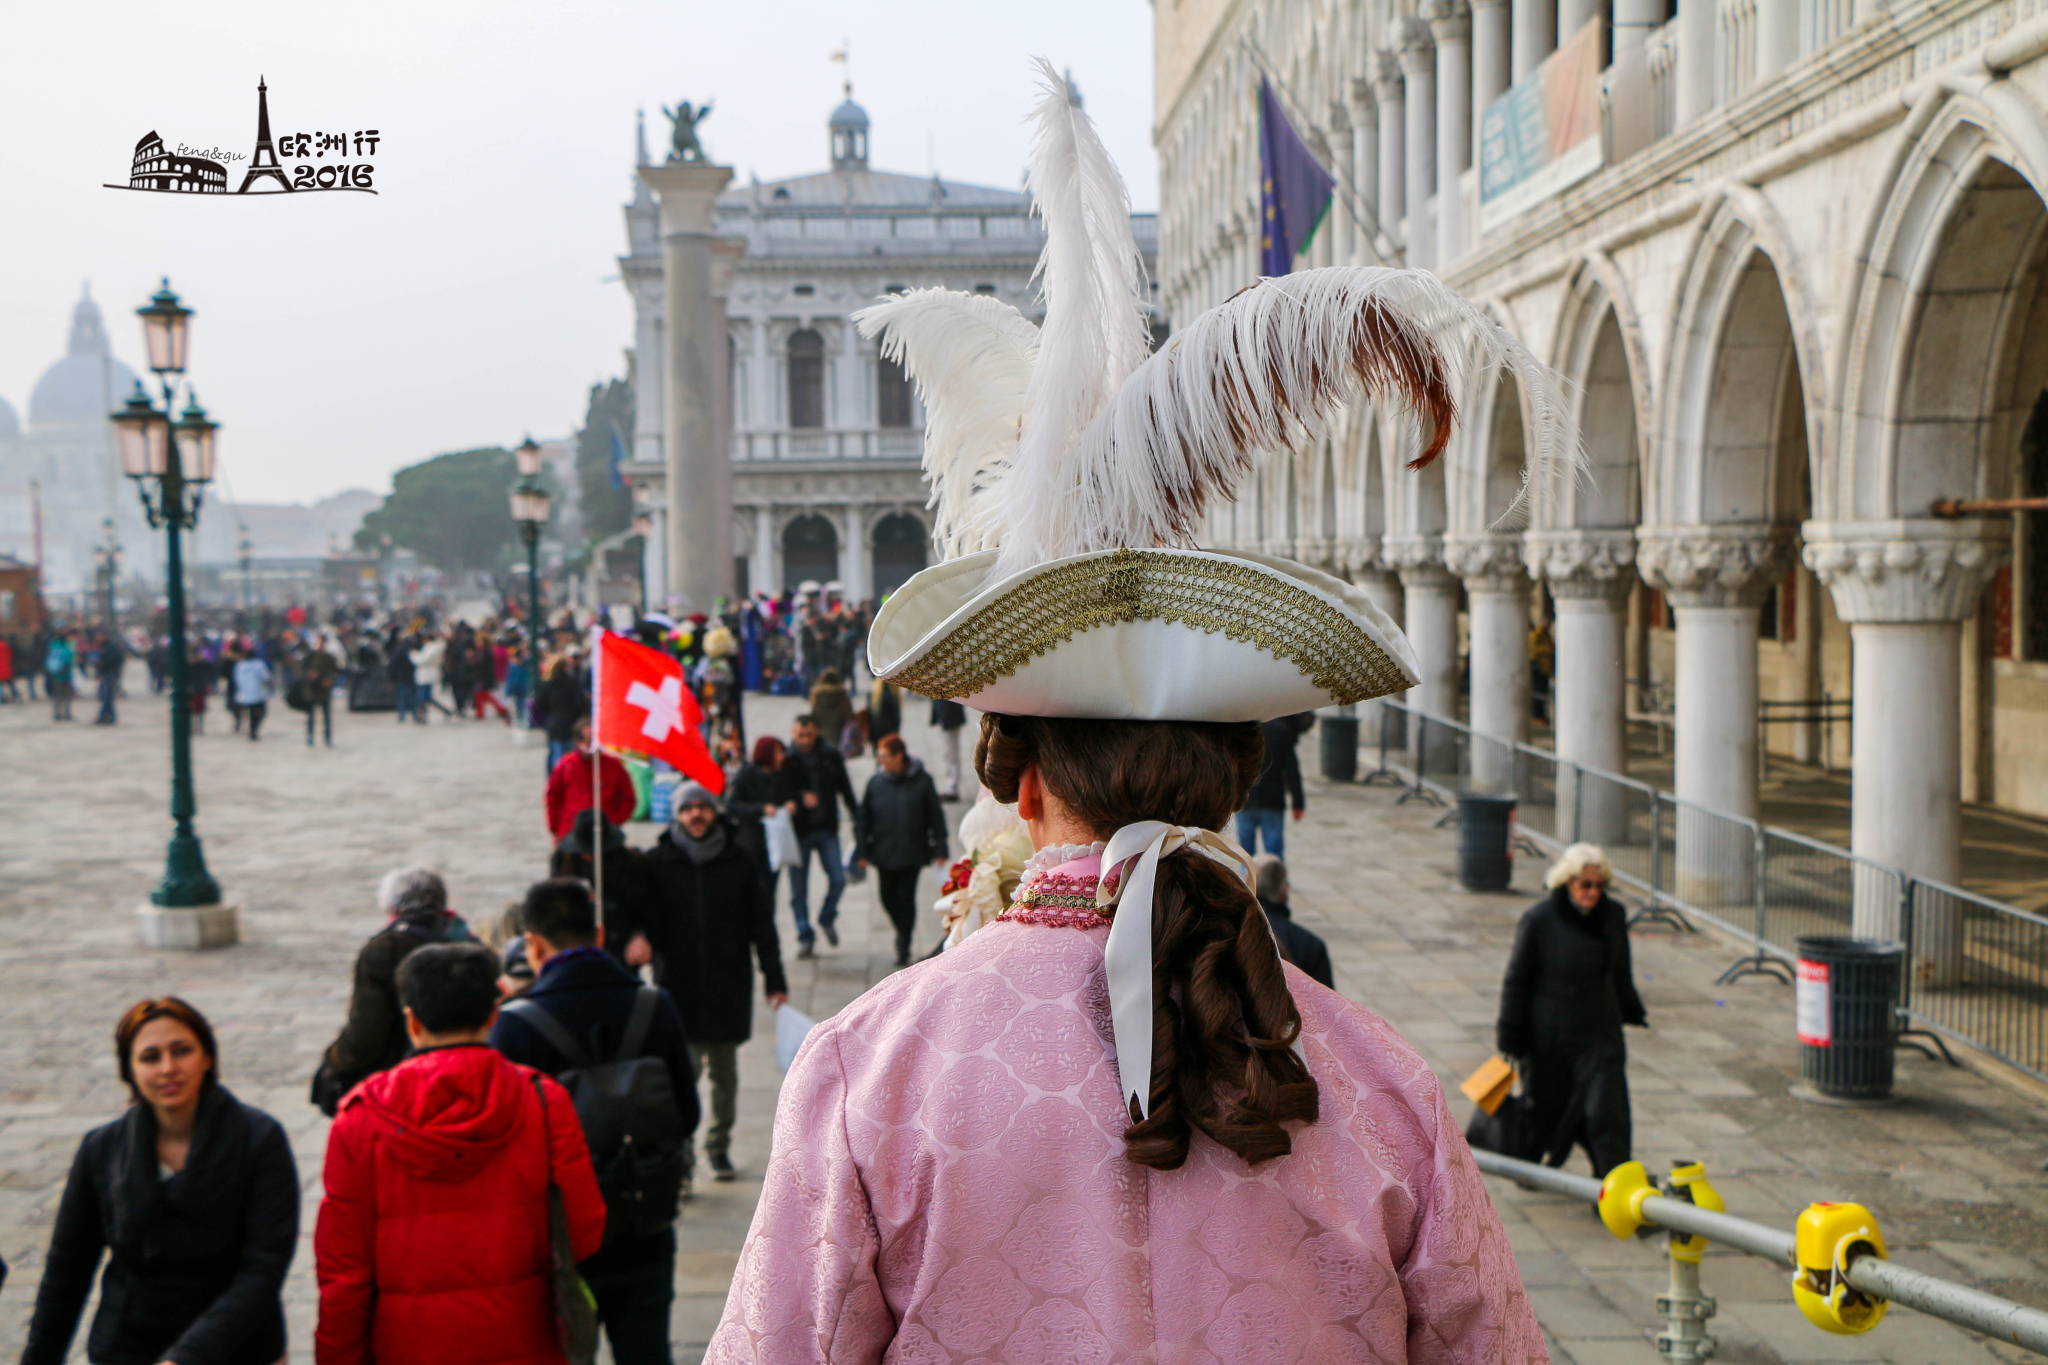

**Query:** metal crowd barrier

left=1355, top=701, right=2048, bottom=1082
left=1469, top=1148, right=2048, bottom=1359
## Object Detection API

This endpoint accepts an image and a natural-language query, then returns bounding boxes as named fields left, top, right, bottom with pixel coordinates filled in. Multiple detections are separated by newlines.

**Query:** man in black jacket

left=491, top=879, right=698, bottom=1365
left=641, top=784, right=788, bottom=1181
left=1250, top=854, right=1335, bottom=990
left=314, top=868, right=472, bottom=1114
left=786, top=712, right=860, bottom=955
left=1236, top=712, right=1312, bottom=857
left=854, top=735, right=951, bottom=968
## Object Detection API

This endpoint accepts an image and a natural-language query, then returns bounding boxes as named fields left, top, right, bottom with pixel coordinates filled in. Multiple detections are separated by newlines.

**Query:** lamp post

left=509, top=435, right=551, bottom=699
left=110, top=279, right=229, bottom=941
left=237, top=529, right=253, bottom=628
left=96, top=517, right=121, bottom=630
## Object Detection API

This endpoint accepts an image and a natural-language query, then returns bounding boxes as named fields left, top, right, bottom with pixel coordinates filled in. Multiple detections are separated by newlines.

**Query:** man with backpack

left=491, top=878, right=698, bottom=1365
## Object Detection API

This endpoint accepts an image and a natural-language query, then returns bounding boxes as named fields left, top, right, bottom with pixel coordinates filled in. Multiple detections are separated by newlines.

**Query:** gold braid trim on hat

left=891, top=549, right=1409, bottom=702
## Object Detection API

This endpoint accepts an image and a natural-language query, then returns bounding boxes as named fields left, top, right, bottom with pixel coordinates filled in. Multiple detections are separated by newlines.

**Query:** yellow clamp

left=1597, top=1161, right=1656, bottom=1240
left=1791, top=1201, right=1888, bottom=1334
left=1664, top=1161, right=1726, bottom=1263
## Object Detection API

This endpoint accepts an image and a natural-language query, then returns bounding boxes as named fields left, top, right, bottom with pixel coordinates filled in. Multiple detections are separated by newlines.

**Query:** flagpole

left=1239, top=33, right=1404, bottom=267
left=589, top=623, right=604, bottom=932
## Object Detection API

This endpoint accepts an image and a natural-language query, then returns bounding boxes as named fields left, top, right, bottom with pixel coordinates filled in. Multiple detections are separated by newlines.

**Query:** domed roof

left=29, top=286, right=140, bottom=430
left=829, top=98, right=869, bottom=129
left=0, top=395, right=18, bottom=441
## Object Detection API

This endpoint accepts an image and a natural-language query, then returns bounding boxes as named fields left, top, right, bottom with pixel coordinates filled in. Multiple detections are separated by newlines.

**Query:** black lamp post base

left=151, top=826, right=222, bottom=908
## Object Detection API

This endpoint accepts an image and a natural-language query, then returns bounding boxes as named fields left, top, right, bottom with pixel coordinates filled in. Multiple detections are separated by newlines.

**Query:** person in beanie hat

left=641, top=782, right=787, bottom=1182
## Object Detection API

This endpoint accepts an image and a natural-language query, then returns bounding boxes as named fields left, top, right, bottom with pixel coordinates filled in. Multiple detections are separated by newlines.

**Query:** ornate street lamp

left=96, top=517, right=121, bottom=629
left=111, top=279, right=225, bottom=927
left=509, top=435, right=550, bottom=701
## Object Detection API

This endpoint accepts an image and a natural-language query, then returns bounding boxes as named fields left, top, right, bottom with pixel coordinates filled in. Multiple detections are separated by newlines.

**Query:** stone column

left=639, top=161, right=735, bottom=614
left=1397, top=20, right=1438, bottom=272
left=1805, top=521, right=2004, bottom=958
left=1447, top=534, right=1529, bottom=793
left=1527, top=530, right=1637, bottom=844
left=1374, top=54, right=1407, bottom=248
left=1637, top=525, right=1796, bottom=906
left=1344, top=536, right=1406, bottom=749
left=1427, top=0, right=1473, bottom=268
left=752, top=505, right=776, bottom=597
left=1513, top=0, right=1558, bottom=81
left=710, top=237, right=742, bottom=602
left=841, top=503, right=869, bottom=603
left=1558, top=0, right=1601, bottom=41
left=642, top=502, right=668, bottom=610
left=1386, top=535, right=1458, bottom=774
left=1755, top=0, right=1798, bottom=80
left=1326, top=105, right=1355, bottom=265
left=1614, top=0, right=1669, bottom=57
left=1676, top=0, right=1717, bottom=125
left=1348, top=78, right=1380, bottom=261
left=1471, top=0, right=1512, bottom=156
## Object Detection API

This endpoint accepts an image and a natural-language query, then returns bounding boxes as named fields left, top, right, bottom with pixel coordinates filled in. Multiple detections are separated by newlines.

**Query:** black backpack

left=501, top=987, right=689, bottom=1242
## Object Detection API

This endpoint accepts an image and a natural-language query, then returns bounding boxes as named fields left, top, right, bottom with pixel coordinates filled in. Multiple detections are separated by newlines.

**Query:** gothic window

left=877, top=355, right=913, bottom=429
left=788, top=329, right=825, bottom=430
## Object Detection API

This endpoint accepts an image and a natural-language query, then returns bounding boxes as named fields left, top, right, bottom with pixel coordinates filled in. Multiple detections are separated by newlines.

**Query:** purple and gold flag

left=1259, top=79, right=1335, bottom=277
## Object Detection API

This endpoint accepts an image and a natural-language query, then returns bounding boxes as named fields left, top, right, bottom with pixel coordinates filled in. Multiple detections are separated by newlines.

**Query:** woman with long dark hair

left=23, top=999, right=299, bottom=1365
left=706, top=64, right=1561, bottom=1362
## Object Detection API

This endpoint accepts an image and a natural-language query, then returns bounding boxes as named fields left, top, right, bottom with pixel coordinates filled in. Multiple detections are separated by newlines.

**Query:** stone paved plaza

left=3, top=688, right=2047, bottom=1362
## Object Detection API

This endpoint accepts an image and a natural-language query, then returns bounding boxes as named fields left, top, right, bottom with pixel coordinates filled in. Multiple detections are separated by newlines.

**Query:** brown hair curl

left=976, top=713, right=1319, bottom=1170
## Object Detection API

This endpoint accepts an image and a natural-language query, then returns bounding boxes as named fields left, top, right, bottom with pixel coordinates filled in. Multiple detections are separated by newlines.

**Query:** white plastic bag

left=763, top=807, right=800, bottom=870
left=775, top=1002, right=815, bottom=1072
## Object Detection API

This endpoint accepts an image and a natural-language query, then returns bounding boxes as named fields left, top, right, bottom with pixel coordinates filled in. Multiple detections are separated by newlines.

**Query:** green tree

left=576, top=377, right=635, bottom=546
left=355, top=446, right=530, bottom=572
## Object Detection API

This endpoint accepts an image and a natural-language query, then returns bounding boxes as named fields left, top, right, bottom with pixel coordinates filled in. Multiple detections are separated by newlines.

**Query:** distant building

left=128, top=131, right=227, bottom=194
left=0, top=554, right=46, bottom=636
left=618, top=86, right=1160, bottom=604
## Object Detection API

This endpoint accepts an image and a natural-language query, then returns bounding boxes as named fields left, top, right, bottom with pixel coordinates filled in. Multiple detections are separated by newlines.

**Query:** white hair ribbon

left=1095, top=821, right=1256, bottom=1121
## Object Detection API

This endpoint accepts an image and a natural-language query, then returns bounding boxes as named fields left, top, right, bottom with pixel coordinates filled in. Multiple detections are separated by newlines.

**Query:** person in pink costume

left=708, top=57, right=1572, bottom=1365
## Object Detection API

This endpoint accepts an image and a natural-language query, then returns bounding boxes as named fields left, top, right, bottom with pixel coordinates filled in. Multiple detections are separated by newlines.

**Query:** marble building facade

left=620, top=92, right=1159, bottom=607
left=1154, top=0, right=2048, bottom=900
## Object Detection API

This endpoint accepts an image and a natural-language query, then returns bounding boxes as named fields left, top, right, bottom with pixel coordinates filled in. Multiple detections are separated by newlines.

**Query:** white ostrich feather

left=851, top=288, right=1040, bottom=557
left=1000, top=57, right=1153, bottom=572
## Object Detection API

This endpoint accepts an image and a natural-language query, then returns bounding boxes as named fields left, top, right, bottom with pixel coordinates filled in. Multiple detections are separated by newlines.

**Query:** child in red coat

left=315, top=943, right=605, bottom=1365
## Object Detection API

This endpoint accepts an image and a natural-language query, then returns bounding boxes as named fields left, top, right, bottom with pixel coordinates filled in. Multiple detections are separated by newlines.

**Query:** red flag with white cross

left=594, top=629, right=724, bottom=794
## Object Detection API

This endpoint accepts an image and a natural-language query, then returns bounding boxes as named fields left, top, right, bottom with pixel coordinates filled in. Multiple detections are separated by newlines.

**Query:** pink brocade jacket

left=707, top=915, right=1548, bottom=1364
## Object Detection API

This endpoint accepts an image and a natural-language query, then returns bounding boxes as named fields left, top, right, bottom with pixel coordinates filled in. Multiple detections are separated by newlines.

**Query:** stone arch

left=870, top=511, right=928, bottom=597
left=1837, top=94, right=2048, bottom=518
left=780, top=512, right=837, bottom=589
left=1549, top=261, right=1650, bottom=531
left=1658, top=194, right=1816, bottom=529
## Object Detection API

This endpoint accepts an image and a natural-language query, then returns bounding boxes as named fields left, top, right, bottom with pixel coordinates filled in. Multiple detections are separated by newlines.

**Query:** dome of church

left=0, top=394, right=19, bottom=441
left=29, top=287, right=140, bottom=429
left=829, top=98, right=870, bottom=129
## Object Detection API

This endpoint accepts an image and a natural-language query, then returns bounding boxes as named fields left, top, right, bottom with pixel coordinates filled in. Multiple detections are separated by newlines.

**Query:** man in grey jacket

left=853, top=735, right=950, bottom=967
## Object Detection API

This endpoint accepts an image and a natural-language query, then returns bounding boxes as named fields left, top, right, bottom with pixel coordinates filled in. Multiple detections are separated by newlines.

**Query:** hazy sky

left=0, top=1, right=1159, bottom=507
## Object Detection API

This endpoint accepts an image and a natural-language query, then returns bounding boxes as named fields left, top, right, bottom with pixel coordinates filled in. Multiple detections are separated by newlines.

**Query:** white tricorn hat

left=858, top=61, right=1574, bottom=725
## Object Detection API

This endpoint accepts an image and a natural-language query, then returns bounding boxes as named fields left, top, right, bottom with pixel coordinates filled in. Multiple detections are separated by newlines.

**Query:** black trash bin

left=1320, top=713, right=1359, bottom=782
left=1457, top=794, right=1516, bottom=891
left=1795, top=935, right=1904, bottom=1101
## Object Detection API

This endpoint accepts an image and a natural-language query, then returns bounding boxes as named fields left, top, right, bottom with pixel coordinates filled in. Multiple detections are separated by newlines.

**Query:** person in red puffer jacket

left=315, top=943, right=605, bottom=1365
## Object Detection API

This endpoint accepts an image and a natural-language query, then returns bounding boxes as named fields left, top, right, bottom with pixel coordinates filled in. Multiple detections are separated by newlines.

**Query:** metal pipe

left=1470, top=1150, right=2048, bottom=1353
left=1930, top=496, right=2048, bottom=516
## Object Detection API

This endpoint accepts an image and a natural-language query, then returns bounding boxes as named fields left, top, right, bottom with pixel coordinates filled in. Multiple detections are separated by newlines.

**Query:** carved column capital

left=1384, top=534, right=1455, bottom=589
left=1525, top=528, right=1638, bottom=601
left=1635, top=524, right=1795, bottom=608
left=1443, top=533, right=1528, bottom=593
left=1374, top=50, right=1407, bottom=105
left=1397, top=18, right=1437, bottom=73
left=1802, top=520, right=2008, bottom=624
left=1423, top=0, right=1472, bottom=43
left=1336, top=534, right=1385, bottom=578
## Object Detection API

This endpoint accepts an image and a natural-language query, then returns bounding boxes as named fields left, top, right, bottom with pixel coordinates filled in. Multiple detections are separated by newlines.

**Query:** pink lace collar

left=999, top=843, right=1112, bottom=928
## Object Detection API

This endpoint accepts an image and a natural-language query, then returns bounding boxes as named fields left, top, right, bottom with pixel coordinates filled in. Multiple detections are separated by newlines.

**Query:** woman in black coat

left=25, top=998, right=299, bottom=1365
left=722, top=735, right=813, bottom=882
left=1495, top=844, right=1648, bottom=1177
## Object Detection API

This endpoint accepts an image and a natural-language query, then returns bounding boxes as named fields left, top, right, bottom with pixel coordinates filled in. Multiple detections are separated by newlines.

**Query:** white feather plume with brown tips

left=852, top=58, right=1579, bottom=579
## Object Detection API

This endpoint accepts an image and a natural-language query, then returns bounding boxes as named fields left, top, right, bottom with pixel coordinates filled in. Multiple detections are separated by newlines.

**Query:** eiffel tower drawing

left=236, top=77, right=293, bottom=193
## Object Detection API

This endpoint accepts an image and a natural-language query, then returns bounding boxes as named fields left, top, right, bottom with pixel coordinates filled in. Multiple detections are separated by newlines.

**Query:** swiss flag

left=594, top=630, right=725, bottom=794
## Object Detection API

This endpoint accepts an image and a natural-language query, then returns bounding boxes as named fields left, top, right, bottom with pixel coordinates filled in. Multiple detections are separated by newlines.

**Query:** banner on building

left=1479, top=18, right=1603, bottom=233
